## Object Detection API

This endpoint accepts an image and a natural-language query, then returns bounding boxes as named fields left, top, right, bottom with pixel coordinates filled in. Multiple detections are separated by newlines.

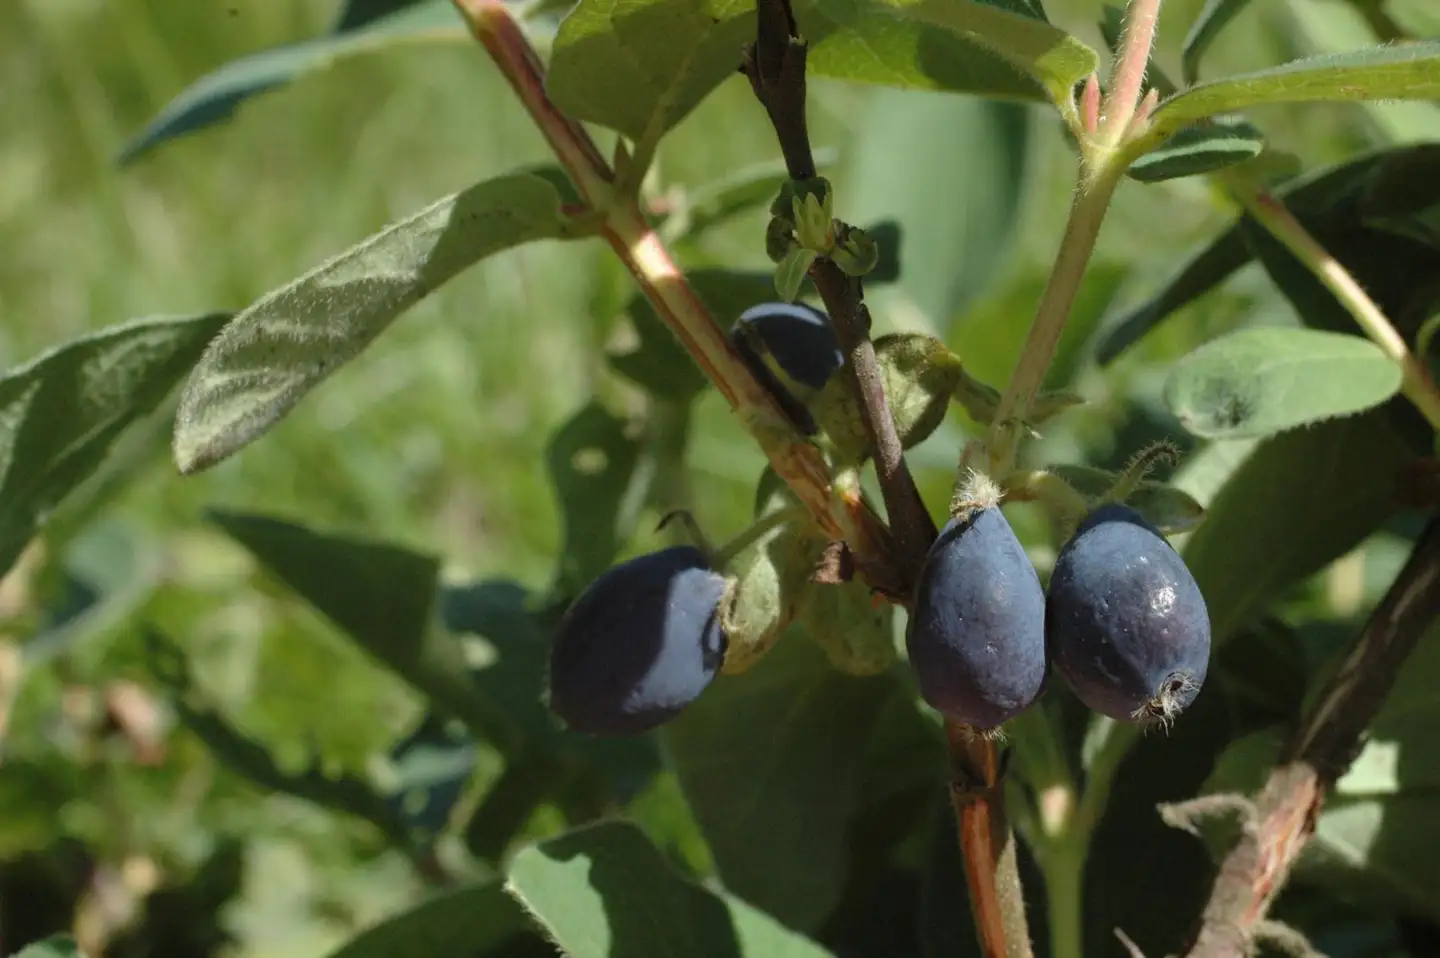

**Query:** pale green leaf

left=119, top=1, right=462, bottom=163
left=877, top=0, right=1100, bottom=104
left=1146, top=42, right=1440, bottom=145
left=1163, top=327, right=1402, bottom=439
left=0, top=313, right=228, bottom=580
left=506, top=820, right=835, bottom=957
left=546, top=0, right=755, bottom=142
left=173, top=173, right=567, bottom=474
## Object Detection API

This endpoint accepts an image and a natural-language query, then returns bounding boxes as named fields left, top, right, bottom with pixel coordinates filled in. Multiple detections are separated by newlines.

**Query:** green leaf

left=844, top=92, right=1031, bottom=328
left=173, top=173, right=567, bottom=475
left=546, top=0, right=755, bottom=142
left=545, top=401, right=646, bottom=598
left=1180, top=0, right=1253, bottom=84
left=384, top=711, right=478, bottom=838
left=1145, top=42, right=1440, bottom=144
left=876, top=0, right=1100, bottom=105
left=206, top=511, right=522, bottom=758
left=507, top=820, right=835, bottom=957
left=1163, top=327, right=1402, bottom=439
left=795, top=578, right=897, bottom=676
left=663, top=636, right=906, bottom=932
left=12, top=936, right=87, bottom=958
left=799, top=0, right=1042, bottom=101
left=1181, top=409, right=1411, bottom=647
left=0, top=312, right=228, bottom=580
left=324, top=880, right=533, bottom=957
left=1127, top=116, right=1265, bottom=183
left=119, top=1, right=463, bottom=163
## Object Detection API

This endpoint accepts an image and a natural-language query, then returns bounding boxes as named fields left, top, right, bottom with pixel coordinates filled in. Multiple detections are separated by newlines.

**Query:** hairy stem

left=1101, top=0, right=1164, bottom=148
left=1183, top=519, right=1440, bottom=957
left=449, top=0, right=902, bottom=569
left=983, top=170, right=1121, bottom=476
left=1222, top=172, right=1440, bottom=433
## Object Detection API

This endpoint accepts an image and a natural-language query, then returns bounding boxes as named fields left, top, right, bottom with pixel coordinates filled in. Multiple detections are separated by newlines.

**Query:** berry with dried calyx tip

left=906, top=473, right=1047, bottom=731
left=548, top=546, right=728, bottom=736
left=1046, top=503, right=1210, bottom=726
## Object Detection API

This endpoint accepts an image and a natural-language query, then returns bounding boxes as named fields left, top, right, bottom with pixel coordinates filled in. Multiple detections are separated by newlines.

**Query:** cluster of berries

left=548, top=304, right=1210, bottom=736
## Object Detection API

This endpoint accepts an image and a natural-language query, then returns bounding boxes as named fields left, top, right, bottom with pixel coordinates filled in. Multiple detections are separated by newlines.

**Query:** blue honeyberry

left=906, top=507, right=1048, bottom=730
left=1046, top=503, right=1211, bottom=725
left=733, top=301, right=844, bottom=392
left=548, top=546, right=728, bottom=736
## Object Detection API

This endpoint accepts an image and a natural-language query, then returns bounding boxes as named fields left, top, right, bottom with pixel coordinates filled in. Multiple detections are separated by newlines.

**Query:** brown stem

left=1181, top=517, right=1440, bottom=957
left=947, top=719, right=1034, bottom=958
left=745, top=0, right=936, bottom=579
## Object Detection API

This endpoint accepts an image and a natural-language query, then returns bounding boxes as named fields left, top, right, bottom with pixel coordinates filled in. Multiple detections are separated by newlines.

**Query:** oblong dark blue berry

left=906, top=507, right=1048, bottom=730
left=1046, top=503, right=1210, bottom=723
left=734, top=301, right=844, bottom=392
left=548, top=546, right=727, bottom=736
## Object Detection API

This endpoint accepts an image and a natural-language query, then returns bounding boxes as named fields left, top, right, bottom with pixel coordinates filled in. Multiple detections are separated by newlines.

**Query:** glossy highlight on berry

left=906, top=506, right=1048, bottom=731
left=1046, top=503, right=1211, bottom=725
left=733, top=301, right=844, bottom=392
left=548, top=546, right=728, bottom=736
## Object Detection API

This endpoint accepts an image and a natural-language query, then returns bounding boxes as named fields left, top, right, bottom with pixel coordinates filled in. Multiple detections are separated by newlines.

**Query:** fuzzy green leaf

left=0, top=313, right=228, bottom=580
left=1164, top=327, right=1402, bottom=439
left=546, top=0, right=756, bottom=142
left=1146, top=42, right=1440, bottom=144
left=877, top=0, right=1100, bottom=104
left=796, top=578, right=896, bottom=676
left=506, top=820, right=835, bottom=956
left=1181, top=409, right=1410, bottom=646
left=119, top=1, right=462, bottom=163
left=173, top=173, right=567, bottom=474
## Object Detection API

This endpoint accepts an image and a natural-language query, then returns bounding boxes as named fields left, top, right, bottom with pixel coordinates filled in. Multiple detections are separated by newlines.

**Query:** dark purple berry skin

left=1046, top=503, right=1210, bottom=723
left=906, top=508, right=1048, bottom=730
left=548, top=546, right=727, bottom=736
left=734, top=302, right=844, bottom=392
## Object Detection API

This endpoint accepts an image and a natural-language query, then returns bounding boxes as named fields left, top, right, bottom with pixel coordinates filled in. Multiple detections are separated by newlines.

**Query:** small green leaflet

left=506, top=820, right=835, bottom=957
left=0, top=312, right=228, bottom=580
left=1127, top=116, right=1265, bottom=183
left=323, top=880, right=532, bottom=957
left=172, top=172, right=570, bottom=475
left=1164, top=327, right=1402, bottom=439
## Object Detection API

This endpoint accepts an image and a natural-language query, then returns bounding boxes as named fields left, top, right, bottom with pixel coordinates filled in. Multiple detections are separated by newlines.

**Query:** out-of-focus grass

left=3, top=0, right=1437, bottom=954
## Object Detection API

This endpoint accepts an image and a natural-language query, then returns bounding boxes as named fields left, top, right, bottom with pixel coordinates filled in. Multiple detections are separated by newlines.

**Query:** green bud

left=719, top=519, right=827, bottom=677
left=831, top=224, right=880, bottom=277
left=874, top=333, right=964, bottom=449
left=792, top=192, right=835, bottom=253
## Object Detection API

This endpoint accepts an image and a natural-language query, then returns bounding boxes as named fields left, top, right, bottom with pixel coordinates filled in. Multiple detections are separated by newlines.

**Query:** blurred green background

left=3, top=0, right=1439, bottom=955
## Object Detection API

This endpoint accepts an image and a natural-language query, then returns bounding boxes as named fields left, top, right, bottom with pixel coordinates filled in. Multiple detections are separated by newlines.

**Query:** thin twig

left=449, top=0, right=900, bottom=582
left=744, top=0, right=936, bottom=579
left=1182, top=518, right=1440, bottom=957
